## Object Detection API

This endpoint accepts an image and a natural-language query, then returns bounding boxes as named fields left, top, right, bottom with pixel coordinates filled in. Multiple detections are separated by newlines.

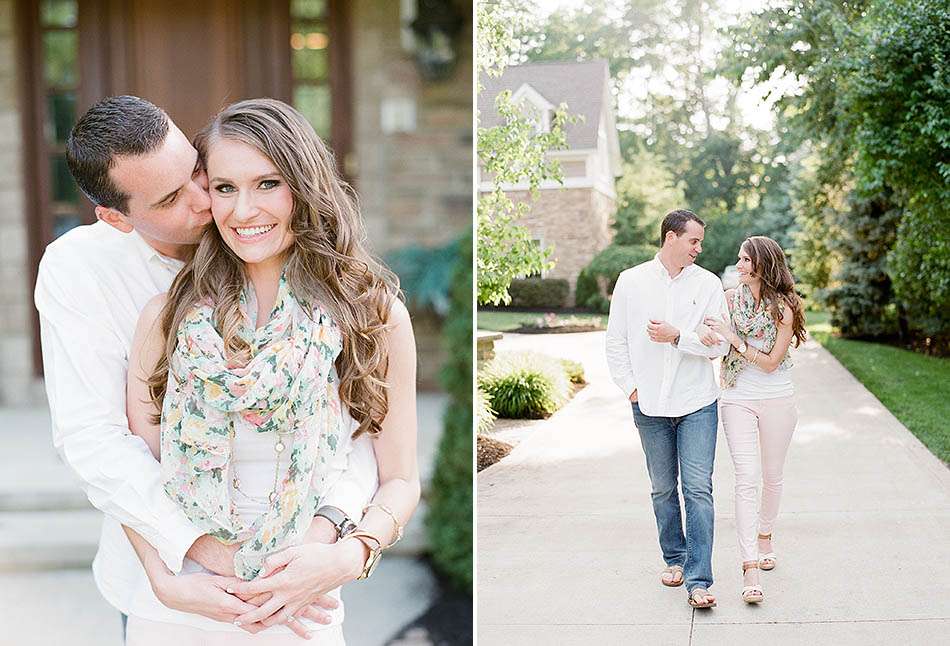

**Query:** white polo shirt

left=605, top=254, right=730, bottom=417
left=34, top=221, right=377, bottom=619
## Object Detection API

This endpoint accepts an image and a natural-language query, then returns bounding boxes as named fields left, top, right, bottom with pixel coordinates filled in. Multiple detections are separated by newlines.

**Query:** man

left=34, top=95, right=377, bottom=639
left=605, top=209, right=729, bottom=608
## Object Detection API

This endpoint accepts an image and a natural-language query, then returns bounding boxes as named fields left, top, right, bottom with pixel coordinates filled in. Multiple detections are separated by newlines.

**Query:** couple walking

left=606, top=209, right=806, bottom=607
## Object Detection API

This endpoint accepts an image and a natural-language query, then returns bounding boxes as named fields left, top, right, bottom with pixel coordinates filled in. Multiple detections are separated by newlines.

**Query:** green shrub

left=476, top=386, right=496, bottom=434
left=507, top=277, right=570, bottom=308
left=479, top=351, right=570, bottom=418
left=576, top=244, right=656, bottom=313
left=824, top=194, right=901, bottom=338
left=888, top=206, right=950, bottom=342
left=560, top=358, right=586, bottom=384
left=426, top=233, right=472, bottom=593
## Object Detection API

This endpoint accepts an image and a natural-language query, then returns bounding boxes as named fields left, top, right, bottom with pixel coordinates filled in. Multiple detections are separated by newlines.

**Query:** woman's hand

left=703, top=316, right=737, bottom=346
left=226, top=539, right=366, bottom=631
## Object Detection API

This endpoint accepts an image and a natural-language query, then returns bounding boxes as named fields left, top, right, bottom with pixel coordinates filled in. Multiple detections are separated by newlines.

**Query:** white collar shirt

left=605, top=254, right=730, bottom=417
left=34, top=221, right=376, bottom=616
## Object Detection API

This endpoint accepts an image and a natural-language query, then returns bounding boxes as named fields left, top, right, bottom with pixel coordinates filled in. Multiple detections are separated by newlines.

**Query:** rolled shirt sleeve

left=675, top=281, right=731, bottom=359
left=35, top=254, right=203, bottom=574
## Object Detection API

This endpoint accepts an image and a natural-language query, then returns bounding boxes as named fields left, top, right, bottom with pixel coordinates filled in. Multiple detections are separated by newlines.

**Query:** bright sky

left=528, top=0, right=799, bottom=136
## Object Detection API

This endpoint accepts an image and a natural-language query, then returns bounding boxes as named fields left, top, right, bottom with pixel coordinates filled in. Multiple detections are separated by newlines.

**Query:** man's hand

left=227, top=539, right=366, bottom=630
left=647, top=319, right=679, bottom=344
left=153, top=572, right=265, bottom=633
left=629, top=389, right=638, bottom=403
left=185, top=535, right=240, bottom=577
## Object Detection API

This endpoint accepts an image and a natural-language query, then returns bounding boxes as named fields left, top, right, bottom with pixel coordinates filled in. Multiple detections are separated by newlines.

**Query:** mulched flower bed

left=476, top=435, right=513, bottom=472
left=386, top=560, right=473, bottom=645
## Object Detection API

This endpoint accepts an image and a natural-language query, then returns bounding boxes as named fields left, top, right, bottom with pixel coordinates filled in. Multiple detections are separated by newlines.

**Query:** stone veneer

left=350, top=0, right=472, bottom=389
left=0, top=0, right=42, bottom=405
left=507, top=186, right=615, bottom=304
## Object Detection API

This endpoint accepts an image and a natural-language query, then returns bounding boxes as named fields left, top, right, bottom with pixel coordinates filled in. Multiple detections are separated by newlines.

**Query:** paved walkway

left=477, top=331, right=950, bottom=645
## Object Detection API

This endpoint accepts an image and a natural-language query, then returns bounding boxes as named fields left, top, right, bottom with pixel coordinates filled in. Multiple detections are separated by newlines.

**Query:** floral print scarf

left=160, top=275, right=346, bottom=579
left=720, top=283, right=793, bottom=389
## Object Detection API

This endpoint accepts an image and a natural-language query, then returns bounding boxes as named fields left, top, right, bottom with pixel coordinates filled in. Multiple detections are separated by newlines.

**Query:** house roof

left=478, top=59, right=613, bottom=150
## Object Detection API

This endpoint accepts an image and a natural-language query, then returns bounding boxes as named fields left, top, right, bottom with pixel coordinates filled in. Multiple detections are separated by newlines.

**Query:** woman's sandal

left=741, top=562, right=764, bottom=604
left=660, top=564, right=684, bottom=587
left=687, top=588, right=717, bottom=608
left=758, top=533, right=777, bottom=571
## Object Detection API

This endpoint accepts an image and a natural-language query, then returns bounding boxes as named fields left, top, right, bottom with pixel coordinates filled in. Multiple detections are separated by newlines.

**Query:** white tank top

left=720, top=334, right=794, bottom=402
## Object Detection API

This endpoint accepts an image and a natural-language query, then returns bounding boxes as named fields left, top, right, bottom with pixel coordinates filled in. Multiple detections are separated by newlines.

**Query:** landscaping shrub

left=426, top=233, right=472, bottom=593
left=560, top=358, right=586, bottom=384
left=476, top=386, right=496, bottom=434
left=576, top=244, right=656, bottom=313
left=507, top=277, right=570, bottom=309
left=479, top=351, right=570, bottom=418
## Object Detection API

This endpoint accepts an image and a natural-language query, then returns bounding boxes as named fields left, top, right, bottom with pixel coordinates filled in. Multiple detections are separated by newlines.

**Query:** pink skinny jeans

left=720, top=396, right=797, bottom=563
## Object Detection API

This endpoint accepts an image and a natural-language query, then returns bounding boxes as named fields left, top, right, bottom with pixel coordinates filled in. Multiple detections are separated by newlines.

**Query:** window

left=40, top=0, right=81, bottom=239
left=290, top=0, right=332, bottom=141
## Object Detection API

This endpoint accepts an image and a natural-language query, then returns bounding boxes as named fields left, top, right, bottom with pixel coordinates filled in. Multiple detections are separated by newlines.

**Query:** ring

left=286, top=616, right=297, bottom=623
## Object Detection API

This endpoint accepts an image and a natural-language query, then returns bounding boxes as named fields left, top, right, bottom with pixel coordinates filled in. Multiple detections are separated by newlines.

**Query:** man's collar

left=653, top=252, right=695, bottom=281
left=130, top=230, right=185, bottom=271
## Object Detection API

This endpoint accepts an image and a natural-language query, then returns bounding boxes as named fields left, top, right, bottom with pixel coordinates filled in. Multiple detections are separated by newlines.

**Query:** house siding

left=508, top=186, right=614, bottom=304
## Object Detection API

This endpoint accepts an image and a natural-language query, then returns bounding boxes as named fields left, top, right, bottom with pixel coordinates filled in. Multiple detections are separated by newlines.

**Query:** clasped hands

left=158, top=539, right=364, bottom=640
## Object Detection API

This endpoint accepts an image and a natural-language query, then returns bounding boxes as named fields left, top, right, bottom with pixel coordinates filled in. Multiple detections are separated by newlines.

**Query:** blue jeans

left=632, top=400, right=717, bottom=593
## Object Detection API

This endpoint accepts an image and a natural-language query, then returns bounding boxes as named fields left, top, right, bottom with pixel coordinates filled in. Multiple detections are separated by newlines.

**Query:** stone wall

left=508, top=186, right=615, bottom=304
left=0, top=0, right=40, bottom=406
left=350, top=0, right=472, bottom=389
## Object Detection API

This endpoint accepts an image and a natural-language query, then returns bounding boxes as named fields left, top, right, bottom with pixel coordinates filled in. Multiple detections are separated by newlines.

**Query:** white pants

left=721, top=396, right=797, bottom=563
left=126, top=616, right=345, bottom=645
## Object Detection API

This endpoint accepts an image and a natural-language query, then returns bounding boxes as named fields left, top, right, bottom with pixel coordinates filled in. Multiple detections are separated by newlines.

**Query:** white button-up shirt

left=34, top=221, right=377, bottom=614
left=605, top=254, right=730, bottom=417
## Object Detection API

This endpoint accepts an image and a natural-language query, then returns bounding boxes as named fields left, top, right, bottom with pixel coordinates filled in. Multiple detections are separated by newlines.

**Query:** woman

left=703, top=236, right=806, bottom=605
left=122, top=98, right=420, bottom=643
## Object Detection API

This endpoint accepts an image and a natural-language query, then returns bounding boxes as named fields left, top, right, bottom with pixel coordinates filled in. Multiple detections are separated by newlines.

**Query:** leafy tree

left=477, top=0, right=576, bottom=306
left=843, top=0, right=950, bottom=341
left=824, top=194, right=902, bottom=338
left=612, top=150, right=685, bottom=245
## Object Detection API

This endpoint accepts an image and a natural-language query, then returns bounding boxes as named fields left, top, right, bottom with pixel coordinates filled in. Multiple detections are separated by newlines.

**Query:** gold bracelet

left=751, top=348, right=760, bottom=365
left=364, top=503, right=404, bottom=547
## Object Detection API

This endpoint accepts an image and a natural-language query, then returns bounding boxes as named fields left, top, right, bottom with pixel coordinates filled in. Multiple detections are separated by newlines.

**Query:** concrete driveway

left=477, top=331, right=950, bottom=645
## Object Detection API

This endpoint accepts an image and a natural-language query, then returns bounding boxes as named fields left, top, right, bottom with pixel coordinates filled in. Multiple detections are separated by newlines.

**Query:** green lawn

left=806, top=310, right=949, bottom=464
left=477, top=309, right=606, bottom=333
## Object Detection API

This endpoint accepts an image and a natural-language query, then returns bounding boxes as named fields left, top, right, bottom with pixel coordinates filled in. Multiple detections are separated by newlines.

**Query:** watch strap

left=315, top=505, right=356, bottom=539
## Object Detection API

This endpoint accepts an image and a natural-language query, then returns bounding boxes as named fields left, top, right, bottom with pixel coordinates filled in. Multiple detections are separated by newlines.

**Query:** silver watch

left=315, top=505, right=358, bottom=539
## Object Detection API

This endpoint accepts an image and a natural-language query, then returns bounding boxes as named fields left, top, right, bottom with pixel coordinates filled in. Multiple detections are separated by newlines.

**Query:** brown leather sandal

left=660, top=564, right=684, bottom=587
left=687, top=587, right=717, bottom=608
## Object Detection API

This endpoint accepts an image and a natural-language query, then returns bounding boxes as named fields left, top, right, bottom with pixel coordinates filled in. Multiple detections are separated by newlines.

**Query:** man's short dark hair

left=66, top=95, right=169, bottom=213
left=660, top=209, right=705, bottom=245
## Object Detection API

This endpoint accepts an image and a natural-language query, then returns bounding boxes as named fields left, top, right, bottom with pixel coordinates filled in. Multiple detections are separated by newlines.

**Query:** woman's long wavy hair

left=742, top=236, right=807, bottom=347
left=148, top=98, right=400, bottom=438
